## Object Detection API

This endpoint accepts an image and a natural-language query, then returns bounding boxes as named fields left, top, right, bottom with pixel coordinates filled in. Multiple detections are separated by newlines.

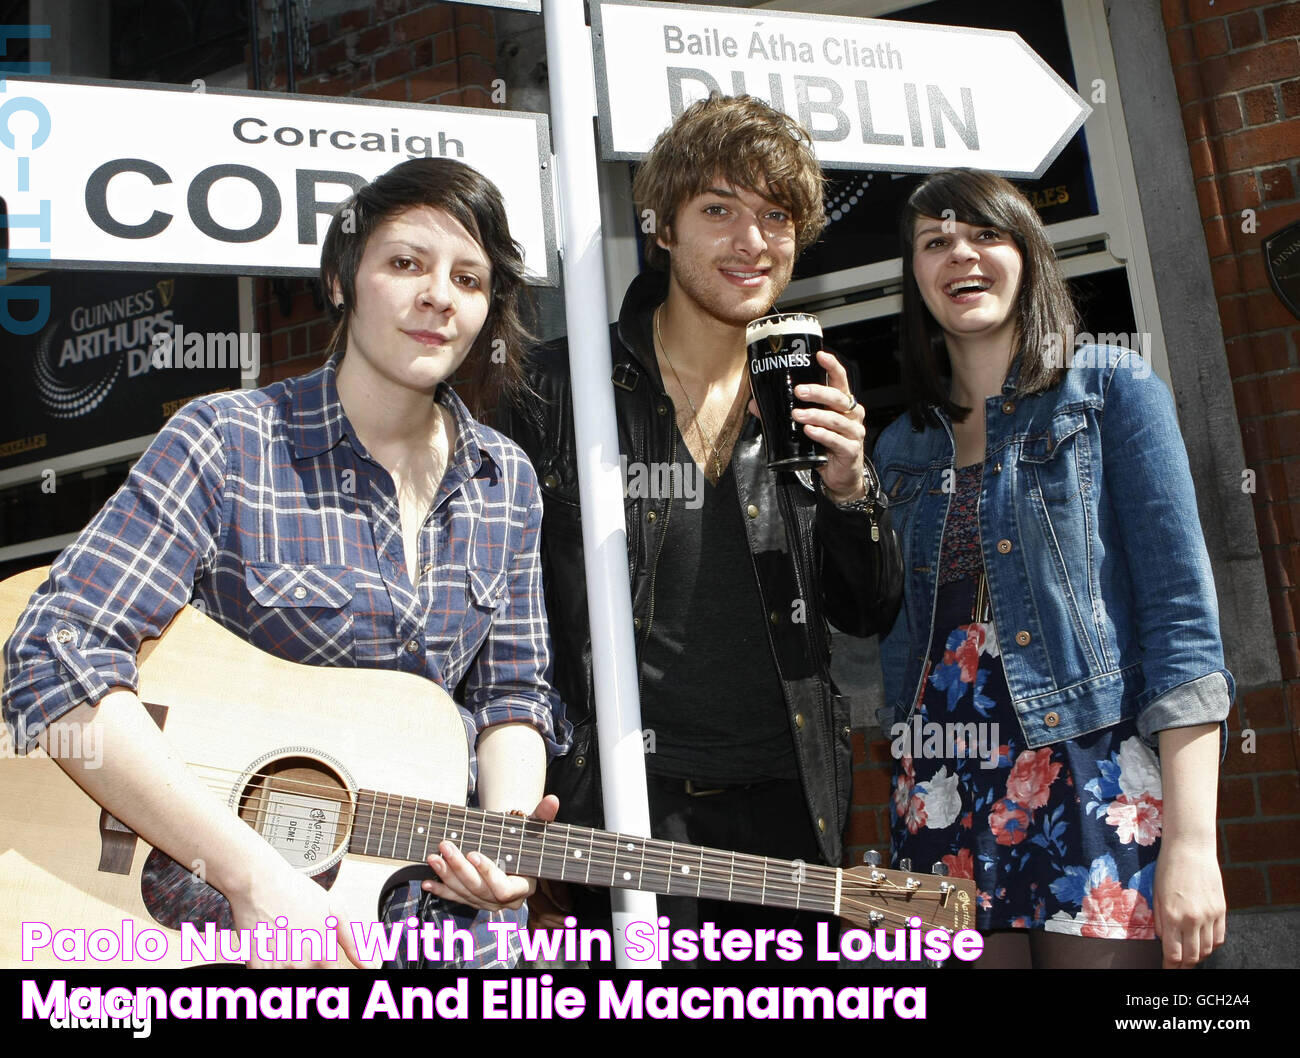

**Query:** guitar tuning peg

left=862, top=849, right=882, bottom=866
left=931, top=861, right=949, bottom=876
left=898, top=857, right=911, bottom=872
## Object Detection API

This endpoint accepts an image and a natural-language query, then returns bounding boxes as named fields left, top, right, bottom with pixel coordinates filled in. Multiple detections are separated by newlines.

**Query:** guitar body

left=0, top=568, right=469, bottom=968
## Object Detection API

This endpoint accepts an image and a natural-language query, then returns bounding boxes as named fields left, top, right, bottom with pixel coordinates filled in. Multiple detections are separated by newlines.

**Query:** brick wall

left=844, top=0, right=1300, bottom=911
left=1162, top=0, right=1300, bottom=911
left=245, top=0, right=499, bottom=386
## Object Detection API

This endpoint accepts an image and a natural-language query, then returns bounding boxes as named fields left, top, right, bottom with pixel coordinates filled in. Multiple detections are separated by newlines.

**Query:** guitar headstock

left=840, top=855, right=976, bottom=933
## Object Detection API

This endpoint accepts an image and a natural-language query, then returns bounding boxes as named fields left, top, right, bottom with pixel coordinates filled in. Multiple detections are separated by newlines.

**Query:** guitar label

left=261, top=791, right=341, bottom=867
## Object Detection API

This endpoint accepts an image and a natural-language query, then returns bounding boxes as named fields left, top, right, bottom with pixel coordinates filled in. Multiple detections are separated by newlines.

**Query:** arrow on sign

left=592, top=1, right=1091, bottom=178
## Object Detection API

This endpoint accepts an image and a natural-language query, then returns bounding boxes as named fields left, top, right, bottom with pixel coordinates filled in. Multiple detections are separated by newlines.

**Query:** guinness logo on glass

left=1264, top=219, right=1300, bottom=321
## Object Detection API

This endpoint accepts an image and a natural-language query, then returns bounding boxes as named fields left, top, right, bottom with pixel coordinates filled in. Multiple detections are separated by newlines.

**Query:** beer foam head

left=746, top=313, right=822, bottom=345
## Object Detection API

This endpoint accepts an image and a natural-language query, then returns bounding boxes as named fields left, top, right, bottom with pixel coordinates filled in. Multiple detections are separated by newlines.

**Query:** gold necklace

left=654, top=307, right=739, bottom=480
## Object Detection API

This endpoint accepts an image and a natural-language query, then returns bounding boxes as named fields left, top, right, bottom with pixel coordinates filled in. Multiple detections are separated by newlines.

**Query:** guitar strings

left=181, top=769, right=961, bottom=927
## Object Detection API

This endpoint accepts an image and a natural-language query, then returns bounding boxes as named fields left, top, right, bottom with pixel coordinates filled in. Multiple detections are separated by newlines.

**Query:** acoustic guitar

left=0, top=567, right=973, bottom=967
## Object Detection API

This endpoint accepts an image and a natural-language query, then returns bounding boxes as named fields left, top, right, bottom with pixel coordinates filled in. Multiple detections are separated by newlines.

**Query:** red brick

left=1280, top=636, right=1300, bottom=679
left=1284, top=79, right=1300, bottom=118
left=1183, top=100, right=1209, bottom=142
left=1260, top=773, right=1300, bottom=815
left=853, top=767, right=891, bottom=804
left=1248, top=290, right=1300, bottom=331
left=1223, top=729, right=1299, bottom=773
left=867, top=738, right=893, bottom=764
left=845, top=808, right=885, bottom=849
left=1169, top=25, right=1196, bottom=66
left=455, top=24, right=494, bottom=59
left=1224, top=117, right=1300, bottom=169
left=434, top=30, right=457, bottom=63
left=409, top=71, right=456, bottom=102
left=1212, top=253, right=1240, bottom=293
left=309, top=22, right=328, bottom=46
left=1244, top=85, right=1281, bottom=125
left=361, top=80, right=408, bottom=102
left=1188, top=134, right=1217, bottom=180
left=1205, top=215, right=1233, bottom=259
left=1220, top=293, right=1250, bottom=338
left=1198, top=176, right=1225, bottom=219
left=1267, top=862, right=1300, bottom=904
left=1222, top=865, right=1268, bottom=907
left=1223, top=817, right=1300, bottom=861
left=1265, top=3, right=1300, bottom=40
left=412, top=36, right=434, bottom=68
left=1234, top=376, right=1265, bottom=419
left=375, top=48, right=412, bottom=82
left=452, top=4, right=495, bottom=32
left=1261, top=163, right=1296, bottom=201
left=1270, top=371, right=1300, bottom=414
left=358, top=25, right=390, bottom=54
left=1253, top=330, right=1294, bottom=372
left=1193, top=18, right=1230, bottom=57
left=1228, top=10, right=1264, bottom=49
left=1240, top=246, right=1272, bottom=290
left=457, top=55, right=497, bottom=90
left=1191, top=0, right=1284, bottom=18
left=851, top=730, right=869, bottom=764
left=1175, top=61, right=1205, bottom=103
left=340, top=8, right=371, bottom=31
left=1239, top=685, right=1289, bottom=728
left=1221, top=169, right=1260, bottom=214
left=1270, top=584, right=1298, bottom=638
left=1163, top=0, right=1189, bottom=29
left=392, top=6, right=453, bottom=44
left=1202, top=40, right=1300, bottom=94
left=1219, top=775, right=1258, bottom=818
left=1211, top=93, right=1245, bottom=134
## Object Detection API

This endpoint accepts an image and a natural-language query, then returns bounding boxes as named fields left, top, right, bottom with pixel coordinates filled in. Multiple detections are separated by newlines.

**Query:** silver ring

left=845, top=393, right=858, bottom=413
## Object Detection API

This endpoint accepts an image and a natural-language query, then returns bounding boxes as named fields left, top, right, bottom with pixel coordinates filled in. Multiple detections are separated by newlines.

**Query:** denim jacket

left=873, top=347, right=1233, bottom=749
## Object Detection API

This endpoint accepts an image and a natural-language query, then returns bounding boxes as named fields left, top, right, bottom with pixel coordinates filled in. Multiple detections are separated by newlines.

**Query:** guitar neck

left=351, top=792, right=840, bottom=916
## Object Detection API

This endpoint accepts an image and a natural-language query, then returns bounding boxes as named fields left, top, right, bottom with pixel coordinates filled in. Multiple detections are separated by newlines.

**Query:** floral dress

left=890, top=463, right=1163, bottom=937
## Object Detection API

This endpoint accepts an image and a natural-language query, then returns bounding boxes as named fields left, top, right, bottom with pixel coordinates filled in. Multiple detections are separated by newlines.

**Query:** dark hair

left=632, top=94, right=826, bottom=271
left=319, top=157, right=533, bottom=417
left=899, top=169, right=1077, bottom=428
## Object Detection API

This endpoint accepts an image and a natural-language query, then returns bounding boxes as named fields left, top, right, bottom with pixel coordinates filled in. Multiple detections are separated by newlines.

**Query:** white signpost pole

left=541, top=0, right=660, bottom=968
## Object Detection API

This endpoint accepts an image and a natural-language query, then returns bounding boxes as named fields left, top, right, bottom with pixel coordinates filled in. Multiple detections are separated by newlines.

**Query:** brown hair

left=899, top=168, right=1077, bottom=428
left=319, top=157, right=533, bottom=418
left=632, top=94, right=826, bottom=271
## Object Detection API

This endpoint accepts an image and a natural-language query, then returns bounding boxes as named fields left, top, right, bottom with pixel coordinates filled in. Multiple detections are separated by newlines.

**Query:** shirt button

left=647, top=509, right=657, bottom=523
left=747, top=504, right=759, bottom=519
left=794, top=712, right=805, bottom=730
left=1044, top=712, right=1060, bottom=728
left=769, top=610, right=780, bottom=625
left=543, top=472, right=559, bottom=489
left=1015, top=630, right=1031, bottom=646
left=993, top=462, right=1003, bottom=473
left=293, top=586, right=308, bottom=600
left=817, top=817, right=827, bottom=833
left=54, top=628, right=74, bottom=644
left=405, top=638, right=421, bottom=654
left=1002, top=401, right=1016, bottom=415
left=997, top=539, right=1013, bottom=554
left=421, top=563, right=434, bottom=577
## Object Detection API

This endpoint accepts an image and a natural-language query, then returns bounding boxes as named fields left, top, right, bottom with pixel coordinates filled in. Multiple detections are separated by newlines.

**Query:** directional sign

left=591, top=0, right=1091, bottom=178
left=0, top=77, right=558, bottom=283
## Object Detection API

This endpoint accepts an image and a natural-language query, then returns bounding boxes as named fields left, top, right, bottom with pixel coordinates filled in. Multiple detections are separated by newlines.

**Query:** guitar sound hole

left=237, top=755, right=351, bottom=874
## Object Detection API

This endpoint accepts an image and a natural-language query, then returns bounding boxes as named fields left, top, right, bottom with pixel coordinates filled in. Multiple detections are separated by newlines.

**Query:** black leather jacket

left=505, top=271, right=903, bottom=865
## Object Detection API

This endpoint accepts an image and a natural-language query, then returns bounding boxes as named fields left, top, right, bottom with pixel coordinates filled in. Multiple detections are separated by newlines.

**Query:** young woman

left=873, top=169, right=1231, bottom=968
left=2, top=158, right=569, bottom=968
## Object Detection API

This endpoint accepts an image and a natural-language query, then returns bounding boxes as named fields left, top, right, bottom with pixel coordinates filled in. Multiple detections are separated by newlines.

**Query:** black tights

left=963, top=929, right=1162, bottom=969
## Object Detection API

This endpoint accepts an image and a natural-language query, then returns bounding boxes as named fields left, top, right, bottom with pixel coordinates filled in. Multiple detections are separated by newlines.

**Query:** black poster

left=0, top=272, right=246, bottom=473
left=1264, top=219, right=1300, bottom=322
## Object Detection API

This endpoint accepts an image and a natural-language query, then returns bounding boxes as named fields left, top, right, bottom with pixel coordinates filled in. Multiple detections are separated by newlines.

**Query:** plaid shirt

left=3, top=356, right=570, bottom=967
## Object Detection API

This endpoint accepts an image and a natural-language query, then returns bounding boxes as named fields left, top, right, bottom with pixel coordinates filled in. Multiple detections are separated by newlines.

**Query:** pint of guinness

left=746, top=312, right=828, bottom=471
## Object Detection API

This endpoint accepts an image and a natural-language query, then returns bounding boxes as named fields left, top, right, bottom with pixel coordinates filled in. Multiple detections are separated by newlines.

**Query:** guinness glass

left=746, top=312, right=828, bottom=471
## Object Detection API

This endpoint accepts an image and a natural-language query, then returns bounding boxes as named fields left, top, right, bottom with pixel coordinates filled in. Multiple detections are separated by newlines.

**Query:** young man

left=506, top=95, right=903, bottom=961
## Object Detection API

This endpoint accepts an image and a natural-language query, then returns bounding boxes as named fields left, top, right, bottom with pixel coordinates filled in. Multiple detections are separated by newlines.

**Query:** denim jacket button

left=1001, top=401, right=1016, bottom=415
left=997, top=539, right=1013, bottom=554
left=993, top=462, right=1003, bottom=473
left=1044, top=712, right=1060, bottom=728
left=1015, top=630, right=1031, bottom=646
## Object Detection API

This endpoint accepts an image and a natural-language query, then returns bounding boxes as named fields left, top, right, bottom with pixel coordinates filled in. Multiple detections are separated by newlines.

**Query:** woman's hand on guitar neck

left=422, top=794, right=560, bottom=912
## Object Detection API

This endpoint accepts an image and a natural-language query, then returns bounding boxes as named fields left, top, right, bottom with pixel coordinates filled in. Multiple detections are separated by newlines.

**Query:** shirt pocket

left=243, top=562, right=356, bottom=666
left=1019, top=408, right=1090, bottom=504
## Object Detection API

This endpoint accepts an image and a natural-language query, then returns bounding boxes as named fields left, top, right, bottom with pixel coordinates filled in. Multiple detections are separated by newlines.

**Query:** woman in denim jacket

left=873, top=169, right=1231, bottom=968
